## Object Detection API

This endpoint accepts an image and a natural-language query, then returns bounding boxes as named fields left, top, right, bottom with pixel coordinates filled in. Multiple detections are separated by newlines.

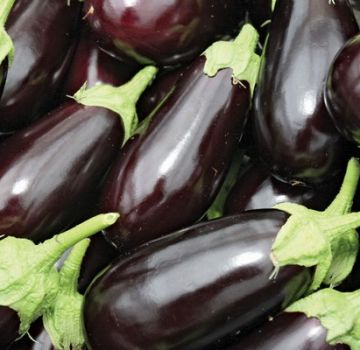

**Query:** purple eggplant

left=0, top=307, right=19, bottom=350
left=225, top=160, right=342, bottom=214
left=84, top=211, right=311, bottom=350
left=62, top=27, right=138, bottom=97
left=0, top=67, right=156, bottom=242
left=99, top=25, right=260, bottom=251
left=252, top=0, right=358, bottom=185
left=229, top=312, right=348, bottom=350
left=325, top=34, right=360, bottom=145
left=85, top=158, right=360, bottom=349
left=0, top=0, right=81, bottom=132
left=83, top=0, right=245, bottom=66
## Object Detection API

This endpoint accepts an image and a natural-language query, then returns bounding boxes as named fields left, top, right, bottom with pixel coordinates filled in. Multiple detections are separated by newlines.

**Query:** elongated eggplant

left=99, top=25, right=259, bottom=250
left=229, top=312, right=348, bottom=350
left=85, top=211, right=312, bottom=350
left=83, top=0, right=245, bottom=66
left=225, top=160, right=342, bottom=214
left=63, top=27, right=138, bottom=97
left=0, top=0, right=81, bottom=132
left=253, top=0, right=358, bottom=185
left=0, top=307, right=19, bottom=350
left=85, top=158, right=360, bottom=349
left=0, top=67, right=156, bottom=242
left=325, top=34, right=360, bottom=145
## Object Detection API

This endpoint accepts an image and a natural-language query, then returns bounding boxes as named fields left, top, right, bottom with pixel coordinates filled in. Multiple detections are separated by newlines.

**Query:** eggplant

left=85, top=157, right=360, bottom=349
left=325, top=34, right=360, bottom=145
left=63, top=27, right=139, bottom=97
left=0, top=0, right=81, bottom=132
left=83, top=0, right=246, bottom=66
left=99, top=25, right=260, bottom=251
left=84, top=211, right=311, bottom=350
left=252, top=0, right=359, bottom=185
left=0, top=213, right=119, bottom=349
left=225, top=160, right=342, bottom=214
left=0, top=59, right=7, bottom=98
left=0, top=67, right=156, bottom=242
left=229, top=312, right=348, bottom=350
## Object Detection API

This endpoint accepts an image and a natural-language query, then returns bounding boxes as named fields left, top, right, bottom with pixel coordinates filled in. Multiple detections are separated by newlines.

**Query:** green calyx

left=43, top=239, right=90, bottom=350
left=286, top=288, right=360, bottom=349
left=271, top=158, right=360, bottom=292
left=203, top=23, right=260, bottom=95
left=73, top=66, right=158, bottom=143
left=0, top=0, right=16, bottom=65
left=0, top=213, right=119, bottom=335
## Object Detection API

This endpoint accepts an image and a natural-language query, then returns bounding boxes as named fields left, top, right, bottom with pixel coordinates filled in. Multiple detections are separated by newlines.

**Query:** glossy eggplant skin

left=63, top=27, right=138, bottom=97
left=137, top=67, right=185, bottom=120
left=0, top=102, right=123, bottom=242
left=325, top=34, right=360, bottom=145
left=229, top=312, right=349, bottom=350
left=0, top=0, right=81, bottom=132
left=100, top=56, right=249, bottom=250
left=253, top=0, right=358, bottom=185
left=83, top=0, right=245, bottom=66
left=0, top=307, right=20, bottom=349
left=225, top=160, right=341, bottom=214
left=84, top=211, right=311, bottom=350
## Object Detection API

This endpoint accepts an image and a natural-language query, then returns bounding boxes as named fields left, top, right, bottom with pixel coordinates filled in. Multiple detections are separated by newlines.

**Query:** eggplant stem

left=38, top=213, right=119, bottom=265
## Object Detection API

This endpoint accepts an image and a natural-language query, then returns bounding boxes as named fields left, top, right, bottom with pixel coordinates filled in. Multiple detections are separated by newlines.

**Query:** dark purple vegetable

left=100, top=55, right=251, bottom=250
left=0, top=0, right=81, bottom=132
left=83, top=0, right=245, bottom=66
left=0, top=66, right=156, bottom=242
left=85, top=159, right=360, bottom=349
left=225, top=160, right=342, bottom=214
left=84, top=211, right=311, bottom=350
left=229, top=312, right=348, bottom=350
left=0, top=102, right=122, bottom=242
left=325, top=34, right=360, bottom=145
left=253, top=0, right=358, bottom=185
left=63, top=27, right=138, bottom=97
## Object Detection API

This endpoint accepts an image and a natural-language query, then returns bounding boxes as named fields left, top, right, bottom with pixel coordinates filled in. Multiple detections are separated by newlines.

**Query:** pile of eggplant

left=3, top=0, right=360, bottom=349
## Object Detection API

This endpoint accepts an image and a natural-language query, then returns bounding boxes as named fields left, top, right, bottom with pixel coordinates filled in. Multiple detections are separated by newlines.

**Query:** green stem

left=203, top=23, right=261, bottom=95
left=321, top=212, right=360, bottom=235
left=38, top=213, right=119, bottom=265
left=73, top=66, right=158, bottom=142
left=325, top=158, right=360, bottom=215
left=0, top=0, right=16, bottom=26
left=59, top=239, right=90, bottom=295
